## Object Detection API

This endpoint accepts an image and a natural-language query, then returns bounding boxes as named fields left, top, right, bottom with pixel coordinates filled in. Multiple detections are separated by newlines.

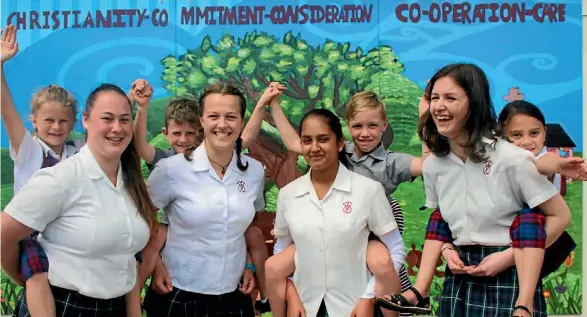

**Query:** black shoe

left=255, top=299, right=271, bottom=313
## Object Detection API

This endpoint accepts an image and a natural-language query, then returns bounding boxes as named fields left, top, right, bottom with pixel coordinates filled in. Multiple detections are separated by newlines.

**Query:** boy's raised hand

left=129, top=78, right=153, bottom=108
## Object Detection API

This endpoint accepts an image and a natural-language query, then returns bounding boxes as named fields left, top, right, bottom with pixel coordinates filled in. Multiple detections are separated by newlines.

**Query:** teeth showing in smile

left=436, top=116, right=452, bottom=121
left=106, top=137, right=123, bottom=141
left=48, top=133, right=63, bottom=137
left=214, top=132, right=230, bottom=138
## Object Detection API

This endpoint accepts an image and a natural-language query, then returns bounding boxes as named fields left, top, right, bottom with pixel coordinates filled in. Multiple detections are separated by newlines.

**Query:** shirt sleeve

left=422, top=159, right=438, bottom=208
left=273, top=234, right=294, bottom=255
left=511, top=154, right=559, bottom=208
left=4, top=168, right=65, bottom=232
left=254, top=171, right=266, bottom=212
left=147, top=148, right=170, bottom=172
left=10, top=130, right=43, bottom=167
left=273, top=189, right=290, bottom=237
left=362, top=230, right=406, bottom=298
left=386, top=152, right=416, bottom=187
left=367, top=184, right=398, bottom=236
left=147, top=160, right=174, bottom=210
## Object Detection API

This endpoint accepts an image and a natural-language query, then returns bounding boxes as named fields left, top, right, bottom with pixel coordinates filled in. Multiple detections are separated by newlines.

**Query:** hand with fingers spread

left=557, top=156, right=587, bottom=181
left=1, top=25, right=19, bottom=64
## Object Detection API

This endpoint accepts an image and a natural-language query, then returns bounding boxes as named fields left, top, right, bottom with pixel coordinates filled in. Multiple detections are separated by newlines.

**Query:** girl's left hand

left=466, top=249, right=514, bottom=277
left=240, top=267, right=255, bottom=294
left=558, top=157, right=587, bottom=181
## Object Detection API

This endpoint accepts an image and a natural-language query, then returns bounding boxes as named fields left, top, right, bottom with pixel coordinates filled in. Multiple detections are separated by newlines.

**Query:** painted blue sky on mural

left=1, top=0, right=583, bottom=150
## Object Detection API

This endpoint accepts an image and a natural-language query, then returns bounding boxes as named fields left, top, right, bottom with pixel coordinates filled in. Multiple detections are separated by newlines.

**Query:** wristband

left=440, top=246, right=455, bottom=261
left=245, top=263, right=256, bottom=275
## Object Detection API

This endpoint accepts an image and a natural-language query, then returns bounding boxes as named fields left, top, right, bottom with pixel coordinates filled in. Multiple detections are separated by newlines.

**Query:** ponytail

left=235, top=136, right=249, bottom=171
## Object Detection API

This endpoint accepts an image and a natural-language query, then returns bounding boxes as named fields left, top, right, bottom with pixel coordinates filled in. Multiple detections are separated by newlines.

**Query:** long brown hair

left=184, top=83, right=248, bottom=172
left=85, top=84, right=159, bottom=232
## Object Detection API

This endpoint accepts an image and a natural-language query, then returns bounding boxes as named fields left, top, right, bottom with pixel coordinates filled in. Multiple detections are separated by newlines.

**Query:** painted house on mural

left=545, top=123, right=576, bottom=196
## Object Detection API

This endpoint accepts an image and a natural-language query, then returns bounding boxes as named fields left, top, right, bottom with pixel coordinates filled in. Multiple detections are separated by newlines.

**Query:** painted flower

left=543, top=290, right=551, bottom=299
left=555, top=284, right=568, bottom=294
left=564, top=251, right=575, bottom=267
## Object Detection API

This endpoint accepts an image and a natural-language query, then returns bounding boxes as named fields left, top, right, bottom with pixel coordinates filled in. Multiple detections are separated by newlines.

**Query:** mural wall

left=0, top=0, right=583, bottom=315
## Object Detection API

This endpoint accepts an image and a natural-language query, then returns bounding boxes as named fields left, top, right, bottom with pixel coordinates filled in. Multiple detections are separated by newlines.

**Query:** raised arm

left=1, top=25, right=27, bottom=154
left=269, top=97, right=302, bottom=154
left=130, top=79, right=156, bottom=164
left=241, top=82, right=285, bottom=149
left=410, top=94, right=433, bottom=177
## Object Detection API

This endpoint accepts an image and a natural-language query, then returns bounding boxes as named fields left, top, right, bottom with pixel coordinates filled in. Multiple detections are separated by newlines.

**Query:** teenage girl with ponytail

left=143, top=83, right=267, bottom=317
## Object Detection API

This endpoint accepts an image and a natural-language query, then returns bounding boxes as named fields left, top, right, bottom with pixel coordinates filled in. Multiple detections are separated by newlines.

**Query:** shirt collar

left=80, top=145, right=124, bottom=188
left=345, top=141, right=387, bottom=162
left=190, top=141, right=243, bottom=175
left=295, top=162, right=352, bottom=197
left=34, top=136, right=77, bottom=161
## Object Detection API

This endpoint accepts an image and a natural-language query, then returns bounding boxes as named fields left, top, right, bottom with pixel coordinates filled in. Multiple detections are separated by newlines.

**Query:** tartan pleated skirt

left=143, top=286, right=254, bottom=317
left=13, top=285, right=126, bottom=317
left=438, top=245, right=546, bottom=317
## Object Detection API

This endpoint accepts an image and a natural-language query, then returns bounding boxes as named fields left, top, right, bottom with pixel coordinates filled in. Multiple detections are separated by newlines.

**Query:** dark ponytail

left=85, top=84, right=159, bottom=232
left=235, top=135, right=249, bottom=171
left=299, top=108, right=349, bottom=168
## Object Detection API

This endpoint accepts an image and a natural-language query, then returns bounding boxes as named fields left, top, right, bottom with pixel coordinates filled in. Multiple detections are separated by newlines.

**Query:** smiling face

left=347, top=108, right=387, bottom=156
left=300, top=115, right=344, bottom=172
left=200, top=93, right=243, bottom=151
left=503, top=114, right=546, bottom=156
left=163, top=120, right=200, bottom=153
left=31, top=101, right=75, bottom=149
left=83, top=91, right=132, bottom=160
left=429, top=76, right=470, bottom=141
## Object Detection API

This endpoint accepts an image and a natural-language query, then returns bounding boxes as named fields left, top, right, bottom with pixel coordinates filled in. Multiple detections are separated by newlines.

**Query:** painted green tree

left=159, top=31, right=423, bottom=192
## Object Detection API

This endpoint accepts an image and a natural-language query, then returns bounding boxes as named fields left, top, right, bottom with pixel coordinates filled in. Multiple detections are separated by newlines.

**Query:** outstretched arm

left=535, top=152, right=587, bottom=181
left=130, top=79, right=156, bottom=164
left=241, top=82, right=285, bottom=149
left=269, top=97, right=302, bottom=154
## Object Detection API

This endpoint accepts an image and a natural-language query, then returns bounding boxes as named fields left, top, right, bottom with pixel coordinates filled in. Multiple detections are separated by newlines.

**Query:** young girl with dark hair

left=379, top=63, right=572, bottom=317
left=143, top=83, right=266, bottom=317
left=1, top=83, right=159, bottom=316
left=273, top=108, right=405, bottom=317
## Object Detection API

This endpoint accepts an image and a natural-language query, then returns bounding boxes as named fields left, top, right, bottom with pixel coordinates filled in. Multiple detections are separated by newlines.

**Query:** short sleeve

left=10, top=130, right=42, bottom=166
left=511, top=155, right=558, bottom=208
left=4, top=168, right=65, bottom=232
left=147, top=160, right=174, bottom=209
left=422, top=159, right=438, bottom=208
left=254, top=187, right=266, bottom=212
left=273, top=189, right=289, bottom=237
left=147, top=148, right=172, bottom=172
left=386, top=152, right=415, bottom=187
left=367, top=184, right=398, bottom=236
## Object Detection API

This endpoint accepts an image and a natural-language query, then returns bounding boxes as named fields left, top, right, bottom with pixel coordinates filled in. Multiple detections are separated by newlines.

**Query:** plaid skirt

left=438, top=245, right=546, bottom=317
left=143, top=286, right=254, bottom=317
left=13, top=285, right=125, bottom=317
left=19, top=233, right=49, bottom=281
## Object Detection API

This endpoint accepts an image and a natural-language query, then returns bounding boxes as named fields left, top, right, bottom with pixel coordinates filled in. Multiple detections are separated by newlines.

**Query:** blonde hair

left=344, top=91, right=387, bottom=122
left=30, top=85, right=78, bottom=119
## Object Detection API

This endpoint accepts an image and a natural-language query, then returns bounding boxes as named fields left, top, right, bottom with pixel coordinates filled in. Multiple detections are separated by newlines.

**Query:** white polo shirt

left=10, top=130, right=84, bottom=193
left=274, top=163, right=399, bottom=317
left=147, top=143, right=265, bottom=295
left=423, top=138, right=558, bottom=246
left=537, top=147, right=562, bottom=191
left=4, top=145, right=150, bottom=299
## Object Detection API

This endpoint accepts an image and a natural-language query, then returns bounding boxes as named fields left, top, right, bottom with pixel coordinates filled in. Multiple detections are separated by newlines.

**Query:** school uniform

left=424, top=138, right=557, bottom=317
left=273, top=163, right=404, bottom=317
left=142, top=143, right=265, bottom=317
left=6, top=145, right=150, bottom=317
left=344, top=141, right=414, bottom=315
left=146, top=147, right=176, bottom=171
left=425, top=146, right=576, bottom=278
left=9, top=132, right=83, bottom=283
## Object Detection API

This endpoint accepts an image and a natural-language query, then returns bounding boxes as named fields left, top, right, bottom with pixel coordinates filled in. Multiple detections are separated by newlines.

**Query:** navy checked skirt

left=438, top=245, right=546, bottom=317
left=143, top=286, right=254, bottom=317
left=14, top=285, right=126, bottom=317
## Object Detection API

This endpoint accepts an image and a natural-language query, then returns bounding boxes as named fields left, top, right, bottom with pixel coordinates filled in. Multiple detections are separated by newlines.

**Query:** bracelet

left=440, top=246, right=454, bottom=261
left=245, top=263, right=256, bottom=275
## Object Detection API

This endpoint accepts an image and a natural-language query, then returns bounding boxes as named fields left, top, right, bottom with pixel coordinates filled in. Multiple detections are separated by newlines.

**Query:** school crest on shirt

left=483, top=160, right=493, bottom=175
left=342, top=201, right=353, bottom=214
left=237, top=180, right=246, bottom=193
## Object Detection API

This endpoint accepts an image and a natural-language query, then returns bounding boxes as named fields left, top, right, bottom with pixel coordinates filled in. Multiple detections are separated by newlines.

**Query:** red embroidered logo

left=342, top=201, right=353, bottom=214
left=237, top=180, right=246, bottom=193
left=483, top=160, right=493, bottom=175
